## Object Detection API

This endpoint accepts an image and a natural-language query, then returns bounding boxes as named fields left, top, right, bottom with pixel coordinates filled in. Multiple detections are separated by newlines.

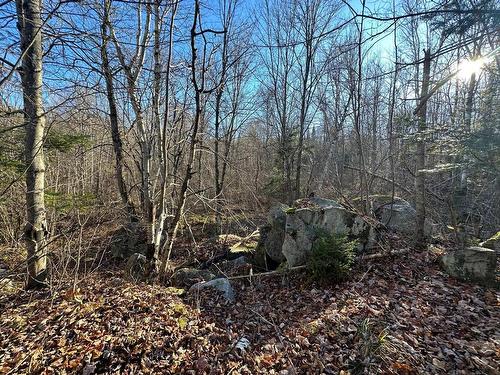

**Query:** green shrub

left=307, top=232, right=357, bottom=282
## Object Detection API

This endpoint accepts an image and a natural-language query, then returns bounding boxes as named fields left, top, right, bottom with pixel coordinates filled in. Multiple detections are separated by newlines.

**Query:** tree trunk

left=353, top=0, right=370, bottom=212
left=214, top=86, right=224, bottom=233
left=455, top=71, right=477, bottom=231
left=109, top=2, right=153, bottom=252
left=162, top=0, right=204, bottom=271
left=100, top=0, right=134, bottom=219
left=415, top=49, right=431, bottom=245
left=294, top=46, right=312, bottom=201
left=16, top=0, right=48, bottom=288
left=152, top=0, right=177, bottom=273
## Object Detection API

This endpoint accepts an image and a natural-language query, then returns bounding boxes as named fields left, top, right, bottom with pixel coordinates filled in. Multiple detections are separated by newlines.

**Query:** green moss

left=164, top=287, right=186, bottom=296
left=276, top=261, right=290, bottom=273
left=466, top=237, right=481, bottom=246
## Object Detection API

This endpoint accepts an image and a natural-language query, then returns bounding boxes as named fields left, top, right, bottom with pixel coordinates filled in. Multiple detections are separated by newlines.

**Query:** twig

left=227, top=266, right=306, bottom=280
left=356, top=265, right=373, bottom=284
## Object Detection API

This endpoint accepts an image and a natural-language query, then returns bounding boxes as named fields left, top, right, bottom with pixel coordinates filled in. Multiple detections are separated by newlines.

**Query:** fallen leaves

left=0, top=248, right=499, bottom=374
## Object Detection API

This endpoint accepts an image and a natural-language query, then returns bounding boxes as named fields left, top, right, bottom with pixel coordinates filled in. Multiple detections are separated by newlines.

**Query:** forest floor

left=0, top=228, right=499, bottom=374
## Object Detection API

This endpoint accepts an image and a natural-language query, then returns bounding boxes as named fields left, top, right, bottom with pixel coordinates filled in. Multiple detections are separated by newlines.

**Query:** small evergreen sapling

left=307, top=231, right=357, bottom=282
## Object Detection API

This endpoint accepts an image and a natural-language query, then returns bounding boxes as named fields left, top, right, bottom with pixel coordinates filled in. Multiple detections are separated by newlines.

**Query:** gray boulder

left=376, top=199, right=433, bottom=237
left=189, top=278, right=235, bottom=302
left=111, top=222, right=148, bottom=259
left=441, top=246, right=497, bottom=287
left=282, top=198, right=373, bottom=266
left=171, top=268, right=216, bottom=288
left=257, top=197, right=374, bottom=267
left=218, top=255, right=249, bottom=270
left=257, top=204, right=288, bottom=263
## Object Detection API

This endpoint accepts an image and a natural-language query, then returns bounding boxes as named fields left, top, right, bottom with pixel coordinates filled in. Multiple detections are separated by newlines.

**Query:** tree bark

left=16, top=0, right=48, bottom=288
left=109, top=1, right=154, bottom=249
left=152, top=0, right=177, bottom=273
left=100, top=0, right=135, bottom=219
left=213, top=29, right=229, bottom=234
left=162, top=0, right=204, bottom=271
left=294, top=34, right=312, bottom=201
left=353, top=0, right=370, bottom=212
left=415, top=49, right=431, bottom=245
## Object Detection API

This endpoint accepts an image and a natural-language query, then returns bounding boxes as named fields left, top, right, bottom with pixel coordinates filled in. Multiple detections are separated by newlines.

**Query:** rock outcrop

left=375, top=199, right=434, bottom=237
left=257, top=197, right=375, bottom=267
left=258, top=204, right=288, bottom=263
left=441, top=246, right=497, bottom=287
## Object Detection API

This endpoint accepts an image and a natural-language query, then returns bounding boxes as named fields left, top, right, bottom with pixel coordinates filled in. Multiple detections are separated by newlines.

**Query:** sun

left=457, top=58, right=485, bottom=80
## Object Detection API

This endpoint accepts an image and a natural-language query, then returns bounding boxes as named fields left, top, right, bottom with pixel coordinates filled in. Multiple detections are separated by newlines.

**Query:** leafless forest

left=0, top=0, right=499, bottom=373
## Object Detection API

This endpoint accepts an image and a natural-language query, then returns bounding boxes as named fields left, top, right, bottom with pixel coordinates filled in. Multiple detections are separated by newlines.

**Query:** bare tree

left=293, top=0, right=337, bottom=200
left=100, top=0, right=135, bottom=219
left=109, top=0, right=153, bottom=227
left=151, top=0, right=178, bottom=272
left=352, top=0, right=370, bottom=212
left=162, top=0, right=223, bottom=271
left=212, top=0, right=252, bottom=233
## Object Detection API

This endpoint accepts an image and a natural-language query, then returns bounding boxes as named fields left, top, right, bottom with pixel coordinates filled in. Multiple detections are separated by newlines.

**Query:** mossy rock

left=441, top=247, right=498, bottom=288
left=293, top=197, right=343, bottom=210
left=252, top=242, right=268, bottom=270
left=249, top=243, right=281, bottom=271
left=262, top=204, right=288, bottom=263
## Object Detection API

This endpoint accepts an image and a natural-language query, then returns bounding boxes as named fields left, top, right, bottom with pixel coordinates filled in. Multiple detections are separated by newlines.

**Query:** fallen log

left=360, top=248, right=411, bottom=260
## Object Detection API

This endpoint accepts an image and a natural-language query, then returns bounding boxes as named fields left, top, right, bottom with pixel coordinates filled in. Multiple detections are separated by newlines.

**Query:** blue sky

left=0, top=0, right=446, bottom=112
